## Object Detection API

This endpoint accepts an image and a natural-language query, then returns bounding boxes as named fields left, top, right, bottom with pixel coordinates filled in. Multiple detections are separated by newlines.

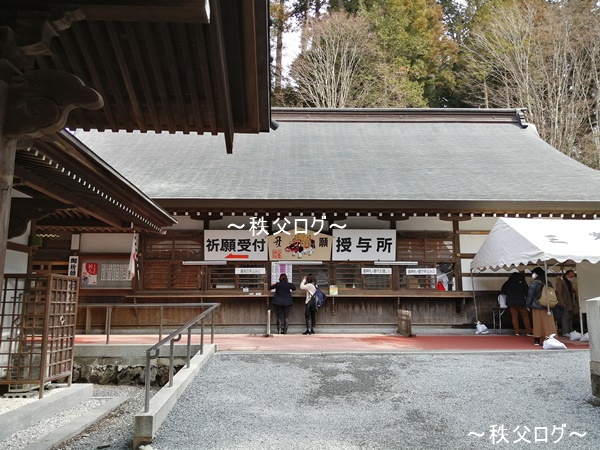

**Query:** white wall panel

left=80, top=233, right=133, bottom=253
left=395, top=217, right=452, bottom=231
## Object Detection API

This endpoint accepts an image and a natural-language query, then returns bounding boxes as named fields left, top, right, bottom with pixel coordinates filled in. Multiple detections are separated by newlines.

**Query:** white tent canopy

left=470, top=218, right=600, bottom=271
left=470, top=218, right=600, bottom=323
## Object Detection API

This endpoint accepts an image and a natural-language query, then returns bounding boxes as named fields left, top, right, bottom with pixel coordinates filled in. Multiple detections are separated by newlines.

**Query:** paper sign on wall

left=406, top=268, right=437, bottom=275
left=332, top=230, right=396, bottom=261
left=204, top=230, right=268, bottom=261
left=267, top=233, right=332, bottom=261
left=361, top=268, right=392, bottom=275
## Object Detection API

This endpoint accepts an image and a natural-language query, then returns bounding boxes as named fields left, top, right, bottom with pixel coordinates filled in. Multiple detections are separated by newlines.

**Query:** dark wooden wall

left=77, top=293, right=498, bottom=331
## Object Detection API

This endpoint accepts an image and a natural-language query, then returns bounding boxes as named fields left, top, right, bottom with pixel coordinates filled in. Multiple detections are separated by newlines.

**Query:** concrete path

left=75, top=332, right=590, bottom=353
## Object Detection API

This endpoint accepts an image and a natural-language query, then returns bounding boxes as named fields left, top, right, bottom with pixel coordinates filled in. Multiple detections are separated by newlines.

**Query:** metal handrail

left=141, top=303, right=220, bottom=412
left=77, top=302, right=214, bottom=344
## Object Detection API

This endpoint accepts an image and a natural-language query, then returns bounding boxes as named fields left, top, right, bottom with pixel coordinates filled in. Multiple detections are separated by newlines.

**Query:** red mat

left=75, top=333, right=590, bottom=352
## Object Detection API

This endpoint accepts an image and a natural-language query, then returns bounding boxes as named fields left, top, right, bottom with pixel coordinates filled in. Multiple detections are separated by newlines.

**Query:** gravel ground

left=32, top=350, right=599, bottom=450
left=0, top=386, right=66, bottom=415
left=53, top=385, right=157, bottom=450
left=0, top=385, right=155, bottom=450
left=150, top=351, right=599, bottom=450
left=1, top=396, right=111, bottom=450
left=0, top=325, right=595, bottom=450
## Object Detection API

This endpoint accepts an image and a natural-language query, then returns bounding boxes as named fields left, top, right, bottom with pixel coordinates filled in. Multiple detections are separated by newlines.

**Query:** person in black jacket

left=270, top=273, right=296, bottom=334
left=501, top=272, right=532, bottom=336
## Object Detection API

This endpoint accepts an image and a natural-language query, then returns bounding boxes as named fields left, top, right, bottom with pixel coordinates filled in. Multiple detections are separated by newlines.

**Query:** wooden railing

left=77, top=302, right=219, bottom=344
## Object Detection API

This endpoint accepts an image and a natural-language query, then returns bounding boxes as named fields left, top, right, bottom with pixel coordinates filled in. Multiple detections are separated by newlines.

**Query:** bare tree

left=290, top=11, right=377, bottom=107
left=461, top=0, right=600, bottom=166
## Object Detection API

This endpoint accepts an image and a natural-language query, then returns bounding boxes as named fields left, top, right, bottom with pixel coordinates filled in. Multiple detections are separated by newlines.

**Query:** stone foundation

left=591, top=361, right=600, bottom=398
left=72, top=364, right=182, bottom=387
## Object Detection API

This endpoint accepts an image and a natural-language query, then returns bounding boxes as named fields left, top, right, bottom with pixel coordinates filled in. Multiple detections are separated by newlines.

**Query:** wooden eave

left=3, top=0, right=272, bottom=153
left=13, top=130, right=176, bottom=233
left=156, top=199, right=600, bottom=221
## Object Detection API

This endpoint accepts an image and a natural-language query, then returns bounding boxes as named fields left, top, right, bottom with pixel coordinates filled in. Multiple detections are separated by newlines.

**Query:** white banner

left=332, top=229, right=396, bottom=261
left=204, top=230, right=268, bottom=261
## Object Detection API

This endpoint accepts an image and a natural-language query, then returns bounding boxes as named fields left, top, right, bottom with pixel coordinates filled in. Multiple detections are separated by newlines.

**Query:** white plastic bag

left=569, top=330, right=582, bottom=341
left=543, top=334, right=567, bottom=350
left=580, top=332, right=589, bottom=342
left=497, top=294, right=507, bottom=309
left=475, top=321, right=489, bottom=335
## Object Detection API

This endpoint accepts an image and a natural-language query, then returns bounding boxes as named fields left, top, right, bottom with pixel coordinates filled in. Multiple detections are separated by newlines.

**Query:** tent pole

left=579, top=289, right=584, bottom=334
left=543, top=260, right=549, bottom=312
left=543, top=261, right=553, bottom=323
left=470, top=269, right=479, bottom=323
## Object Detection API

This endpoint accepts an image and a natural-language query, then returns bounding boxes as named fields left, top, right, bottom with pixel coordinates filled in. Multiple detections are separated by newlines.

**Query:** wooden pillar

left=453, top=220, right=462, bottom=291
left=0, top=69, right=103, bottom=291
left=0, top=81, right=17, bottom=288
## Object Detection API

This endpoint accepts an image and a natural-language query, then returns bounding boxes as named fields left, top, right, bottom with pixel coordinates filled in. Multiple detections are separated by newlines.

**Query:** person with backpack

left=526, top=267, right=557, bottom=346
left=501, top=272, right=532, bottom=336
left=300, top=274, right=318, bottom=335
left=270, top=273, right=296, bottom=334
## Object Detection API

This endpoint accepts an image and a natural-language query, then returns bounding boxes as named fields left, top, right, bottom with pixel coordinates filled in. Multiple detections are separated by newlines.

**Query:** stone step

left=0, top=384, right=93, bottom=442
left=21, top=396, right=127, bottom=450
left=0, top=383, right=128, bottom=450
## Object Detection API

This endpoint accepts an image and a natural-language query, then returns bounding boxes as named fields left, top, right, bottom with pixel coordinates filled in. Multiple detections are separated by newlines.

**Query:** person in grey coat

left=555, top=269, right=577, bottom=335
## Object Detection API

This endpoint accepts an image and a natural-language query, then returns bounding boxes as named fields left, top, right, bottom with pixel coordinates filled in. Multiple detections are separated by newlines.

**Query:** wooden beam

left=35, top=217, right=108, bottom=228
left=159, top=22, right=188, bottom=133
left=75, top=2, right=211, bottom=23
left=7, top=241, right=31, bottom=253
left=141, top=22, right=174, bottom=133
left=62, top=24, right=113, bottom=128
left=210, top=0, right=234, bottom=153
left=439, top=214, right=472, bottom=222
left=0, top=135, right=17, bottom=291
left=193, top=25, right=218, bottom=133
left=10, top=1, right=210, bottom=23
left=240, top=0, right=259, bottom=132
left=8, top=198, right=72, bottom=239
left=13, top=165, right=125, bottom=229
left=125, top=22, right=159, bottom=131
left=88, top=21, right=132, bottom=131
left=177, top=25, right=203, bottom=132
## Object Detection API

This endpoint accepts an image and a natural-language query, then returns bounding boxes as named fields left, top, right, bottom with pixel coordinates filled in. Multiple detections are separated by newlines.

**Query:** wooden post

left=397, top=309, right=414, bottom=337
left=0, top=81, right=17, bottom=292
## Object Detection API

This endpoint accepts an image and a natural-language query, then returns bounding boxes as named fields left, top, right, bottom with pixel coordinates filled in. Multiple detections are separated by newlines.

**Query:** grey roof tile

left=74, top=111, right=600, bottom=203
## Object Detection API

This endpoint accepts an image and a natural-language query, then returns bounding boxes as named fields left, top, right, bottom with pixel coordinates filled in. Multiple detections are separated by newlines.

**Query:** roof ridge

left=272, top=107, right=528, bottom=127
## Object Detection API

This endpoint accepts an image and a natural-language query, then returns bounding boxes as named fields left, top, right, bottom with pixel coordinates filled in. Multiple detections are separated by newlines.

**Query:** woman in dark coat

left=501, top=272, right=532, bottom=336
left=270, top=273, right=296, bottom=334
left=526, top=267, right=557, bottom=346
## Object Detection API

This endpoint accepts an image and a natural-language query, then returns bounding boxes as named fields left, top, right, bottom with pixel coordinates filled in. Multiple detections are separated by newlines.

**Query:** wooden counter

left=123, top=289, right=473, bottom=299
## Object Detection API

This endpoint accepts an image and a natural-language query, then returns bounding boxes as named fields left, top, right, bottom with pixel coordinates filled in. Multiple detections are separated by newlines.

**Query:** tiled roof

left=75, top=108, right=600, bottom=205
